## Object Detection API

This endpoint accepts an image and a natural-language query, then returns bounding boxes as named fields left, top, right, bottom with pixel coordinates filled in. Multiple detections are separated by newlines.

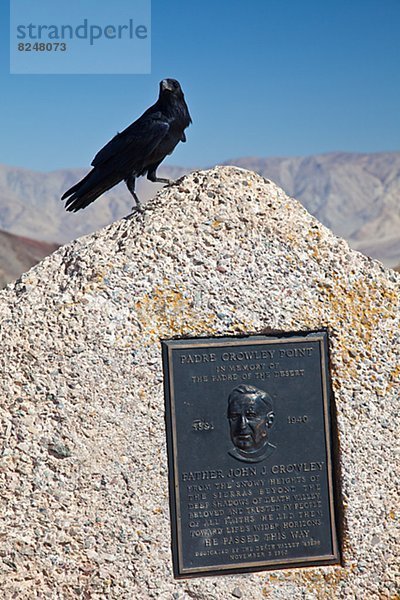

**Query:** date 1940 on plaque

left=162, top=332, right=340, bottom=578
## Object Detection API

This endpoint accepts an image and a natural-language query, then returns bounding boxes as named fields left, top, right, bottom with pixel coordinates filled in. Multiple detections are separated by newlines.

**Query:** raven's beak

left=161, top=79, right=173, bottom=92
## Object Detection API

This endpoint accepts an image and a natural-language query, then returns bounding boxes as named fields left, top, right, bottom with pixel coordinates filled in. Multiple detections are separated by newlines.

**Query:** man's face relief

left=228, top=394, right=274, bottom=452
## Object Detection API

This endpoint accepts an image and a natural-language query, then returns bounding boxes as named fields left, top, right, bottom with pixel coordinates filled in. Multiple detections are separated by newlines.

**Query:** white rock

left=0, top=167, right=398, bottom=599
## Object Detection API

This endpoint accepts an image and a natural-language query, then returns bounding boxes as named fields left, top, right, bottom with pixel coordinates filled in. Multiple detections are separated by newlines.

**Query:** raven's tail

left=61, top=168, right=122, bottom=212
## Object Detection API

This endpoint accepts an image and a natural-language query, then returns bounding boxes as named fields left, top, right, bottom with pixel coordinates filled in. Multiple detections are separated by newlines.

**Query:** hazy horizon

left=1, top=148, right=400, bottom=174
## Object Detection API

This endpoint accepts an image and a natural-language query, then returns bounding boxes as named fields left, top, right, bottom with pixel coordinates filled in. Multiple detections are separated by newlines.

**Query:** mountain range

left=0, top=152, right=398, bottom=287
left=226, top=152, right=400, bottom=267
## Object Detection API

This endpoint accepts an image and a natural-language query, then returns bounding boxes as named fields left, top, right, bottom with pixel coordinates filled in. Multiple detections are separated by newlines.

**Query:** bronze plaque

left=162, top=332, right=339, bottom=578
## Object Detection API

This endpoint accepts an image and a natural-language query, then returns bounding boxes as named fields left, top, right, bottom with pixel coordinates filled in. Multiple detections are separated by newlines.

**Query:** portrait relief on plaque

left=227, top=384, right=276, bottom=463
left=162, top=332, right=340, bottom=578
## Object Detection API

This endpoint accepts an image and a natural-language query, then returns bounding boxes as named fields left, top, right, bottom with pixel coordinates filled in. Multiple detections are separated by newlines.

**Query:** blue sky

left=1, top=0, right=399, bottom=170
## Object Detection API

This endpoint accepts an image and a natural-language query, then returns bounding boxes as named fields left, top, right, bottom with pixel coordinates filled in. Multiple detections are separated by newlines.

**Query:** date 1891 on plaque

left=162, top=332, right=340, bottom=578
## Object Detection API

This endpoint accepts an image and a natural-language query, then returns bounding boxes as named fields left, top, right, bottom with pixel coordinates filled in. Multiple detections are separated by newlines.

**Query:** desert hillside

left=0, top=229, right=59, bottom=288
left=0, top=152, right=399, bottom=266
left=226, top=152, right=400, bottom=266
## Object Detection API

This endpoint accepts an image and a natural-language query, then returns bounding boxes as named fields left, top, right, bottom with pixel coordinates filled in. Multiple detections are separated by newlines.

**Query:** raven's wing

left=91, top=112, right=170, bottom=170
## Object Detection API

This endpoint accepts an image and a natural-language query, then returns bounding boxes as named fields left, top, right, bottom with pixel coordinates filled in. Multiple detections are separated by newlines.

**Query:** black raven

left=61, top=78, right=191, bottom=212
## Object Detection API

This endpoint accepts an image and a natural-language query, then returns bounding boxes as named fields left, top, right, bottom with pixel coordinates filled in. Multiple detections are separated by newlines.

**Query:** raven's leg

left=147, top=168, right=174, bottom=185
left=125, top=175, right=143, bottom=212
